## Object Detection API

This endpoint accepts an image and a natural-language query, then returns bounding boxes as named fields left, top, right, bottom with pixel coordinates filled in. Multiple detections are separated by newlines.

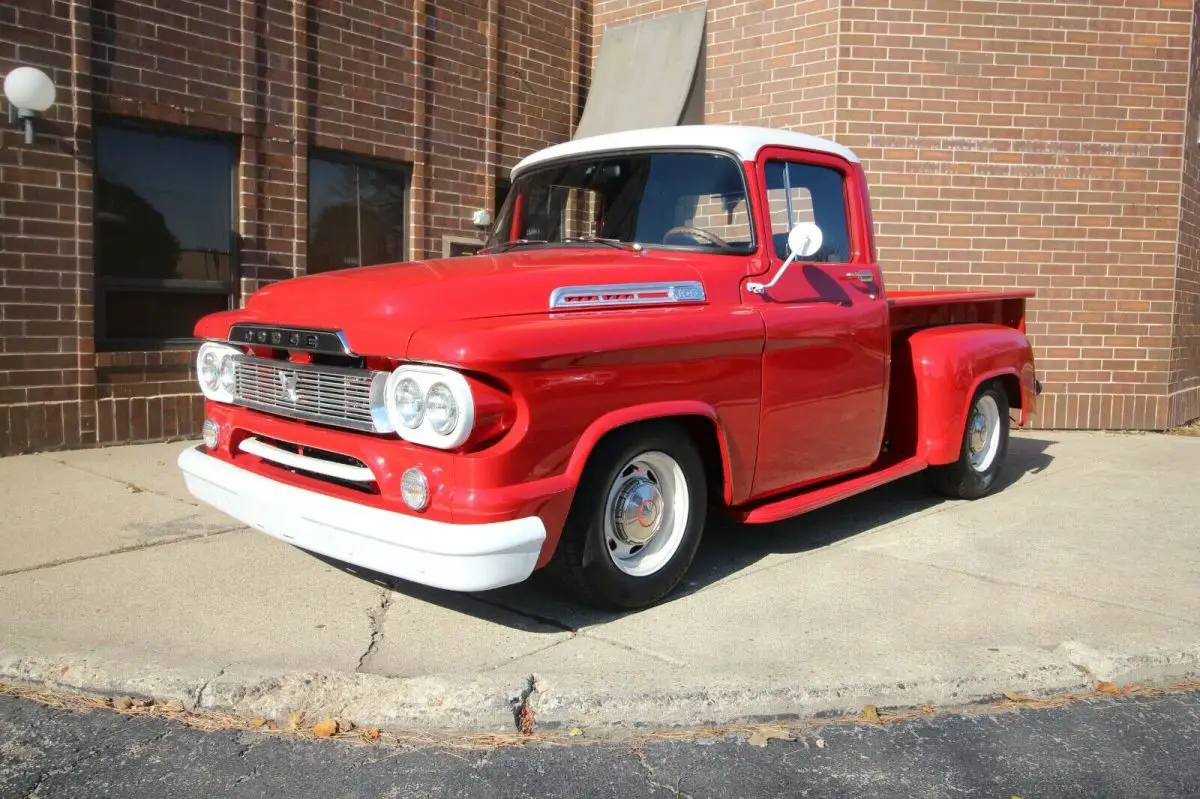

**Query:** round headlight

left=393, top=377, right=424, bottom=428
left=199, top=350, right=221, bottom=390
left=425, top=383, right=458, bottom=435
left=218, top=357, right=237, bottom=393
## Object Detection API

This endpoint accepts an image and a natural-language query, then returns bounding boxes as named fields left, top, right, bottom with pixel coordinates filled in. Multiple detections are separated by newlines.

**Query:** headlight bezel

left=383, top=364, right=475, bottom=449
left=195, top=342, right=242, bottom=404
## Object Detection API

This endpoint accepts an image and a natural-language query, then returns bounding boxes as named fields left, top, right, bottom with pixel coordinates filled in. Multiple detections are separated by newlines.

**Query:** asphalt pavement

left=2, top=689, right=1198, bottom=798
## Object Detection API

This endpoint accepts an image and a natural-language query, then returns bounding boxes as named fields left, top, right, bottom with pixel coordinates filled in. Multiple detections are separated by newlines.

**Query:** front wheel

left=926, top=382, right=1010, bottom=500
left=547, top=424, right=707, bottom=611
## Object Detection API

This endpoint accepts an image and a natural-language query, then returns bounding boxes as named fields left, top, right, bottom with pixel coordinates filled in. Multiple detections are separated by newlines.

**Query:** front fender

left=909, top=323, right=1037, bottom=465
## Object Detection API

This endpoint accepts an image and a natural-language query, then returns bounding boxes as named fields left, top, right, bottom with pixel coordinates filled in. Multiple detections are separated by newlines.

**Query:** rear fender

left=908, top=323, right=1037, bottom=465
left=565, top=401, right=738, bottom=506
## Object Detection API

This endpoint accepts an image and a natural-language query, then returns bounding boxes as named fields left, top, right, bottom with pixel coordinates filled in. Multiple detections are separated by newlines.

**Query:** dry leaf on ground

left=312, top=719, right=339, bottom=738
left=861, top=704, right=881, bottom=724
left=1095, top=681, right=1121, bottom=695
left=748, top=725, right=794, bottom=747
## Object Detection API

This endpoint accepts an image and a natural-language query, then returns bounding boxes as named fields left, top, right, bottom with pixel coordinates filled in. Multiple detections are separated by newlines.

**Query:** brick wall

left=837, top=0, right=1194, bottom=430
left=594, top=0, right=841, bottom=137
left=0, top=0, right=90, bottom=452
left=0, top=0, right=585, bottom=455
left=1170, top=8, right=1200, bottom=425
left=594, top=0, right=1199, bottom=430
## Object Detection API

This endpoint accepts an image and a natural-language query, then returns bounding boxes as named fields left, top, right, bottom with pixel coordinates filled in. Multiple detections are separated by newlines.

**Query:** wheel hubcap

left=968, top=413, right=988, bottom=455
left=968, top=394, right=1001, bottom=472
left=602, top=451, right=690, bottom=577
left=613, top=475, right=664, bottom=546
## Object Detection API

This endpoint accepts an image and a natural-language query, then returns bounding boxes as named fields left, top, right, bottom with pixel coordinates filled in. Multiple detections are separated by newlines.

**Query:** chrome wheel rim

left=968, top=394, right=1001, bottom=472
left=602, top=451, right=689, bottom=577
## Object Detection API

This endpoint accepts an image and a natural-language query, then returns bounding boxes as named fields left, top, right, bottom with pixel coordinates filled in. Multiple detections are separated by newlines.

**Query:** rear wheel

left=926, top=382, right=1009, bottom=500
left=547, top=423, right=707, bottom=611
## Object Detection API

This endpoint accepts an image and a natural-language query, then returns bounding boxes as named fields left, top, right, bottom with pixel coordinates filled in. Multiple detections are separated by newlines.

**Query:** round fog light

left=201, top=419, right=220, bottom=450
left=400, top=467, right=429, bottom=511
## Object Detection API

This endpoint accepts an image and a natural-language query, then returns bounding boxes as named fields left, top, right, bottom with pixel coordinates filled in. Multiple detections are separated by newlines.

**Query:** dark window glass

left=494, top=178, right=512, bottom=216
left=102, top=290, right=231, bottom=341
left=485, top=152, right=754, bottom=253
left=308, top=152, right=408, bottom=273
left=763, top=161, right=850, bottom=263
left=94, top=121, right=236, bottom=349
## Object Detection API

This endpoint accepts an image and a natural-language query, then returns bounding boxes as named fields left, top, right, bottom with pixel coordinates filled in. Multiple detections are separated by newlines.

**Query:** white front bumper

left=177, top=446, right=547, bottom=592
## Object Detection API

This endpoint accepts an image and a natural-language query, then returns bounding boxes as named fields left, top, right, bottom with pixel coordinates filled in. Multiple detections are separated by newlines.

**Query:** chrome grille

left=232, top=355, right=387, bottom=433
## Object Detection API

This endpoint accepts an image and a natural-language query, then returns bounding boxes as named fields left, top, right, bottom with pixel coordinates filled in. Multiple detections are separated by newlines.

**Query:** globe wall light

left=4, top=66, right=57, bottom=145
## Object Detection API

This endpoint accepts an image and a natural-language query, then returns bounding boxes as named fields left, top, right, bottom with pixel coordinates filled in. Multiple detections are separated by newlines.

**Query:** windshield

left=484, top=151, right=755, bottom=254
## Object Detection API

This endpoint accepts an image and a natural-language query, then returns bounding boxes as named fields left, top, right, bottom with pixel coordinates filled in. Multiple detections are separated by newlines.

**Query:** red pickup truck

left=179, top=125, right=1039, bottom=610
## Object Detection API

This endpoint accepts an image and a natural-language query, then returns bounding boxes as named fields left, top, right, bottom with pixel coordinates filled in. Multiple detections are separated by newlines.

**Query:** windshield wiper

left=563, top=235, right=642, bottom=252
left=484, top=238, right=550, bottom=253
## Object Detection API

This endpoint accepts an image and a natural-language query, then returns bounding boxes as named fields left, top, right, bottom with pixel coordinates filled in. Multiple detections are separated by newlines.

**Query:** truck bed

left=887, top=288, right=1035, bottom=308
left=887, top=288, right=1034, bottom=335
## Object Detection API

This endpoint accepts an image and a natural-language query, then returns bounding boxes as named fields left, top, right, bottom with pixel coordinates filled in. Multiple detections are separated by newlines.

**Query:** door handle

left=843, top=269, right=874, bottom=283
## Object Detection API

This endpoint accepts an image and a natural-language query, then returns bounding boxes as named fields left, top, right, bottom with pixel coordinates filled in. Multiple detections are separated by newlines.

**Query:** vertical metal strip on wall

left=291, top=0, right=306, bottom=279
left=410, top=3, right=428, bottom=261
left=484, top=0, right=498, bottom=228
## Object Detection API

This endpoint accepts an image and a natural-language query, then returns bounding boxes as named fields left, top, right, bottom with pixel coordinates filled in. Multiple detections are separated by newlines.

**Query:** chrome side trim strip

left=238, top=436, right=375, bottom=483
left=548, top=281, right=707, bottom=310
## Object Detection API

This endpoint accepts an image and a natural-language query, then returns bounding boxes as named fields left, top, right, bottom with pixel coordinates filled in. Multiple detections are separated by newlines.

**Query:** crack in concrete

left=485, top=636, right=575, bottom=672
left=356, top=590, right=392, bottom=673
left=582, top=631, right=686, bottom=667
left=191, top=664, right=229, bottom=712
left=0, top=526, right=245, bottom=578
left=468, top=594, right=579, bottom=634
left=633, top=748, right=693, bottom=798
left=856, top=548, right=1200, bottom=627
left=510, top=674, right=539, bottom=734
left=34, top=451, right=207, bottom=508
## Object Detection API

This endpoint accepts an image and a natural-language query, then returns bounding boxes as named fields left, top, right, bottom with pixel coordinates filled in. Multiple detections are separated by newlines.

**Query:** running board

left=733, top=456, right=929, bottom=524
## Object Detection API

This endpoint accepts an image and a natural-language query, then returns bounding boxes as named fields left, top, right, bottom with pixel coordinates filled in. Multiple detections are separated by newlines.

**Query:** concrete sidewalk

left=1, top=430, right=1198, bottom=733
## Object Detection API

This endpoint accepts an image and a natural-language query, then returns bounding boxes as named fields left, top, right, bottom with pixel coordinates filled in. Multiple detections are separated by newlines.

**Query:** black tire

left=547, top=422, right=707, bottom=611
left=926, top=382, right=1010, bottom=500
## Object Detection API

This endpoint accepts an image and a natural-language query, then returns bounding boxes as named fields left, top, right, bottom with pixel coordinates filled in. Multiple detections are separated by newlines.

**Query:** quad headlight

left=196, top=342, right=241, bottom=403
left=383, top=365, right=475, bottom=449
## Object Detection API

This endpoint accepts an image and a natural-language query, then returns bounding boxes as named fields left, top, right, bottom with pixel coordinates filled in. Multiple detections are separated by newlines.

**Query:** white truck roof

left=512, top=125, right=860, bottom=177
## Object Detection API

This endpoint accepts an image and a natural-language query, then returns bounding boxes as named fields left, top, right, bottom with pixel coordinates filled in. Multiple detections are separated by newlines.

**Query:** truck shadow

left=311, top=435, right=1055, bottom=633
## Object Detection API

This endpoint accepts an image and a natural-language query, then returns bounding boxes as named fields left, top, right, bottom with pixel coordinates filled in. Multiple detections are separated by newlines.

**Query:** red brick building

left=1, top=0, right=1197, bottom=455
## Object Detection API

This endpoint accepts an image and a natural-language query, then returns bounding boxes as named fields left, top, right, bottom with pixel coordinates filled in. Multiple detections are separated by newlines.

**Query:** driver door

left=748, top=150, right=890, bottom=498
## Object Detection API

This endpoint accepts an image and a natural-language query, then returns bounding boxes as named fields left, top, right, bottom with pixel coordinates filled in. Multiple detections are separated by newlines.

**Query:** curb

left=3, top=642, right=1198, bottom=734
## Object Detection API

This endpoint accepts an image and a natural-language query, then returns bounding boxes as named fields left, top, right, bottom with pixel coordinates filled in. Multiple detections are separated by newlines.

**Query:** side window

left=763, top=161, right=851, bottom=263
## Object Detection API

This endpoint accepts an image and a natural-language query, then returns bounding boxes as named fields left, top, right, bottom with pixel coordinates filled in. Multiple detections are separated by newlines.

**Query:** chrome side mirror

left=787, top=221, right=823, bottom=259
left=747, top=222, right=823, bottom=295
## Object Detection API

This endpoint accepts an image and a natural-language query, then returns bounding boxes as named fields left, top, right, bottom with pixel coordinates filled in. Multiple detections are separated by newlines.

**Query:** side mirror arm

left=746, top=251, right=798, bottom=295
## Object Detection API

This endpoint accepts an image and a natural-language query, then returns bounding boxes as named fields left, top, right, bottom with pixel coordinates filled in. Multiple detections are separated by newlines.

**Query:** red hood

left=194, top=249, right=710, bottom=357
